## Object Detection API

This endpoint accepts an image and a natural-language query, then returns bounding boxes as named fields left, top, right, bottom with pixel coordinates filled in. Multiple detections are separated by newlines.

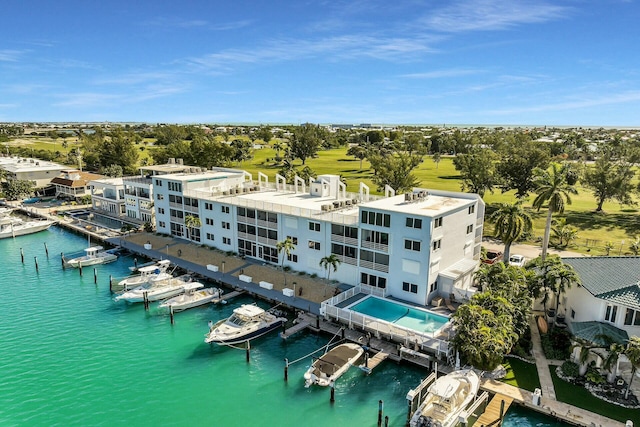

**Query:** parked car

left=482, top=249, right=503, bottom=264
left=508, top=254, right=526, bottom=267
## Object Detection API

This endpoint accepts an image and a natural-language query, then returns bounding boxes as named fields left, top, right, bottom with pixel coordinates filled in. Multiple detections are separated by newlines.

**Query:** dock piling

left=284, top=358, right=288, bottom=382
left=44, top=242, right=49, bottom=258
left=377, top=400, right=383, bottom=426
left=170, top=305, right=174, bottom=325
left=20, top=248, right=24, bottom=264
left=384, top=416, right=388, bottom=427
left=34, top=256, right=39, bottom=272
left=94, top=268, right=97, bottom=284
left=78, top=262, right=83, bottom=277
left=143, top=291, right=149, bottom=310
left=109, top=275, right=113, bottom=293
left=61, top=252, right=65, bottom=269
left=330, top=382, right=335, bottom=404
left=245, top=340, right=250, bottom=363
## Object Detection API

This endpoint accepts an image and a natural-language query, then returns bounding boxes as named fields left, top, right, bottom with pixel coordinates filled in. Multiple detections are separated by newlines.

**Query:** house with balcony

left=152, top=167, right=485, bottom=308
left=0, top=156, right=67, bottom=189
left=50, top=170, right=104, bottom=200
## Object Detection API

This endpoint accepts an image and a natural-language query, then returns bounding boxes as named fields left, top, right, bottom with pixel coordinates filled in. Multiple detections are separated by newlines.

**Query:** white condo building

left=152, top=168, right=484, bottom=307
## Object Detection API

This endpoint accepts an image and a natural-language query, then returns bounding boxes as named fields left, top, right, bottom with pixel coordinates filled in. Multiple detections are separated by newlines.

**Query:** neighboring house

left=50, top=170, right=104, bottom=200
left=0, top=156, right=67, bottom=188
left=562, top=256, right=640, bottom=344
left=153, top=167, right=485, bottom=308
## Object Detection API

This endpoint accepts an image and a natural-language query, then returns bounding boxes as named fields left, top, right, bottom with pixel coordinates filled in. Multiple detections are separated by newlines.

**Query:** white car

left=508, top=254, right=526, bottom=267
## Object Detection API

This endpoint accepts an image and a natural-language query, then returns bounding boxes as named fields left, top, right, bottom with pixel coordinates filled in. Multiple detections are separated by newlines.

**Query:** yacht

left=159, top=283, right=223, bottom=312
left=303, top=343, right=364, bottom=387
left=0, top=216, right=54, bottom=239
left=118, top=260, right=173, bottom=291
left=204, top=304, right=286, bottom=345
left=114, top=274, right=193, bottom=303
left=409, top=369, right=480, bottom=427
left=64, top=246, right=118, bottom=268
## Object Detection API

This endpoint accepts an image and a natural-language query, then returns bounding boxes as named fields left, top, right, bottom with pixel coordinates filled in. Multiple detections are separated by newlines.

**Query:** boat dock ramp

left=474, top=393, right=513, bottom=427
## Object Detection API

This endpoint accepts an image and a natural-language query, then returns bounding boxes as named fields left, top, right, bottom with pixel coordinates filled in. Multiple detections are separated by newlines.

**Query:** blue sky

left=1, top=0, right=639, bottom=126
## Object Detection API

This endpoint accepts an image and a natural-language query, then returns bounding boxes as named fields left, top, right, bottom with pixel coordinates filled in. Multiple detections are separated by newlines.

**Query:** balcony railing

left=331, top=234, right=358, bottom=247
left=361, top=240, right=389, bottom=252
left=359, top=260, right=389, bottom=273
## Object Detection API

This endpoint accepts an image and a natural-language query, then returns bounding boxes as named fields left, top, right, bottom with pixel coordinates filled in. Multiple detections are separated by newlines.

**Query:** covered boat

left=204, top=304, right=286, bottom=345
left=304, top=343, right=364, bottom=387
left=118, top=260, right=172, bottom=290
left=409, top=369, right=480, bottom=427
left=64, top=246, right=118, bottom=267
left=0, top=216, right=54, bottom=239
left=114, top=274, right=193, bottom=303
left=159, top=283, right=223, bottom=312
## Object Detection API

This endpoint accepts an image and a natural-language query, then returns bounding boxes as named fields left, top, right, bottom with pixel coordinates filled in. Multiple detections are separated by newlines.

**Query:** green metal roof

left=570, top=321, right=629, bottom=345
left=562, top=257, right=640, bottom=310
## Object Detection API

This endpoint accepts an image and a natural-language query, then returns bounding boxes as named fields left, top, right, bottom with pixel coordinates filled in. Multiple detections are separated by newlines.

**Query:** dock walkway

left=475, top=393, right=513, bottom=427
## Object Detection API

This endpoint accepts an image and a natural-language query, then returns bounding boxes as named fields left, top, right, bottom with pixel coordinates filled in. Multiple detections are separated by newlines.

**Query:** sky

left=1, top=0, right=640, bottom=127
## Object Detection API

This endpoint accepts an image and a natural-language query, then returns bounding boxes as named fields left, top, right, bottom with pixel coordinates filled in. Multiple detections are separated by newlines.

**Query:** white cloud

left=0, top=50, right=27, bottom=62
left=402, top=69, right=484, bottom=79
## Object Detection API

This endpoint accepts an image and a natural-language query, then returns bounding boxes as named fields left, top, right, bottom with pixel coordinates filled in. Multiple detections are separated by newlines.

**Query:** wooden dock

left=475, top=393, right=513, bottom=427
left=217, top=290, right=244, bottom=303
left=359, top=350, right=389, bottom=374
left=280, top=319, right=310, bottom=339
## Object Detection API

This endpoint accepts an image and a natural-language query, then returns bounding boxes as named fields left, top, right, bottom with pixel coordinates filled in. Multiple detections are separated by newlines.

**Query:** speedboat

left=409, top=369, right=480, bottom=427
left=159, top=283, right=223, bottom=312
left=204, top=304, right=286, bottom=345
left=118, top=260, right=173, bottom=290
left=304, top=343, right=364, bottom=387
left=64, top=246, right=118, bottom=268
left=0, top=216, right=54, bottom=239
left=114, top=274, right=192, bottom=303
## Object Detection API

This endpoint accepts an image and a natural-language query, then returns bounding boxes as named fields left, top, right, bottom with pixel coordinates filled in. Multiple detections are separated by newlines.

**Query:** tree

left=102, top=164, right=123, bottom=178
left=432, top=152, right=441, bottom=169
left=550, top=218, right=579, bottom=248
left=527, top=255, right=580, bottom=318
left=624, top=336, right=640, bottom=399
left=488, top=201, right=533, bottom=261
left=184, top=215, right=201, bottom=241
left=452, top=147, right=497, bottom=197
left=97, top=128, right=140, bottom=175
left=583, top=153, right=637, bottom=212
left=496, top=137, right=550, bottom=198
left=319, top=254, right=341, bottom=296
left=602, top=342, right=626, bottom=384
left=629, top=236, right=640, bottom=255
left=230, top=139, right=254, bottom=164
left=276, top=237, right=296, bottom=286
left=369, top=152, right=422, bottom=193
left=572, top=337, right=597, bottom=376
left=289, top=123, right=324, bottom=164
left=532, top=163, right=578, bottom=260
left=347, top=144, right=367, bottom=170
left=2, top=179, right=35, bottom=201
left=155, top=125, right=187, bottom=146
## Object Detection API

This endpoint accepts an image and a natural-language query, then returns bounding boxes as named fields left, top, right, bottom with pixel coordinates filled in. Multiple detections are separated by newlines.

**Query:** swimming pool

left=348, top=296, right=449, bottom=335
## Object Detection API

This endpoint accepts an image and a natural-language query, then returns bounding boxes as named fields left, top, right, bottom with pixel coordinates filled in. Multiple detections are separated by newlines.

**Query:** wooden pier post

left=109, top=275, right=113, bottom=293
left=170, top=305, right=174, bottom=325
left=364, top=351, right=369, bottom=368
left=143, top=291, right=149, bottom=310
left=44, top=242, right=49, bottom=258
left=245, top=340, right=250, bottom=363
left=20, top=248, right=24, bottom=264
left=134, top=258, right=138, bottom=270
left=500, top=399, right=505, bottom=420
left=330, top=382, right=335, bottom=404
left=94, top=268, right=97, bottom=284
left=34, top=256, right=39, bottom=272
left=384, top=416, right=388, bottom=427
left=377, top=400, right=383, bottom=426
left=284, top=358, right=289, bottom=382
left=78, top=261, right=83, bottom=277
left=61, top=252, right=65, bottom=268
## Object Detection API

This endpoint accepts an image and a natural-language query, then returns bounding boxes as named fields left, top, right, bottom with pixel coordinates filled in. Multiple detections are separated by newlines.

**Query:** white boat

left=118, top=260, right=173, bottom=290
left=114, top=274, right=193, bottom=303
left=204, top=304, right=286, bottom=345
left=64, top=245, right=118, bottom=268
left=409, top=369, right=480, bottom=427
left=159, top=283, right=223, bottom=312
left=0, top=216, right=55, bottom=239
left=303, top=343, right=364, bottom=387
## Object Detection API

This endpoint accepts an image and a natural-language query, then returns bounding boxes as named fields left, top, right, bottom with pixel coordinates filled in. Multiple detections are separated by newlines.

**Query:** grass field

left=500, top=357, right=541, bottom=392
left=7, top=136, right=640, bottom=252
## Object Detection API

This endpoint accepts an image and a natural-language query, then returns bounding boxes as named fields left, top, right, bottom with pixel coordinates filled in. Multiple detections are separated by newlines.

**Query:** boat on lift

left=303, top=343, right=364, bottom=387
left=114, top=274, right=193, bottom=303
left=64, top=245, right=118, bottom=267
left=159, top=283, right=223, bottom=312
left=0, top=216, right=54, bottom=239
left=118, top=260, right=173, bottom=291
left=204, top=304, right=286, bottom=345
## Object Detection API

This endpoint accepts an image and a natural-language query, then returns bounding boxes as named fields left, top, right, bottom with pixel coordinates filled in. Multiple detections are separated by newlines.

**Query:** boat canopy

left=182, top=282, right=205, bottom=292
left=429, top=377, right=461, bottom=399
left=233, top=304, right=265, bottom=318
left=85, top=246, right=104, bottom=252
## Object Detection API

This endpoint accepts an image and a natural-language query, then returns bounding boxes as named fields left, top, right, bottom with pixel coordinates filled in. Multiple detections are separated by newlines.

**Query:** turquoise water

left=0, top=227, right=570, bottom=426
left=349, top=296, right=449, bottom=334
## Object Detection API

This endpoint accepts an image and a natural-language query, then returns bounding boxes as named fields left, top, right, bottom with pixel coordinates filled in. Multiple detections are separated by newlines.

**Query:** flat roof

left=234, top=189, right=360, bottom=218
left=0, top=157, right=66, bottom=173
left=362, top=190, right=476, bottom=217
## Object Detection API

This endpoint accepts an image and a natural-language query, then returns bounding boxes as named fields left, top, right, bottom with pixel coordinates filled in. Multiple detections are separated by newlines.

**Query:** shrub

left=561, top=361, right=580, bottom=378
left=586, top=367, right=606, bottom=385
left=541, top=328, right=572, bottom=360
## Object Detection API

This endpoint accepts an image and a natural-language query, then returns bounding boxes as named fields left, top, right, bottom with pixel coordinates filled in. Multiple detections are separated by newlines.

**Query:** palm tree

left=532, top=163, right=578, bottom=260
left=603, top=342, right=626, bottom=384
left=624, top=336, right=640, bottom=399
left=551, top=218, right=579, bottom=248
left=488, top=201, right=533, bottom=261
left=629, top=236, right=640, bottom=256
left=571, top=337, right=597, bottom=376
left=319, top=254, right=341, bottom=297
left=184, top=215, right=201, bottom=241
left=276, top=237, right=295, bottom=286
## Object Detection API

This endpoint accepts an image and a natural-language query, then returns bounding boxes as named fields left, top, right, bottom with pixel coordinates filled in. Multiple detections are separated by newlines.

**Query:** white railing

left=361, top=240, right=389, bottom=252
left=330, top=234, right=359, bottom=246
left=359, top=260, right=389, bottom=273
left=336, top=254, right=357, bottom=266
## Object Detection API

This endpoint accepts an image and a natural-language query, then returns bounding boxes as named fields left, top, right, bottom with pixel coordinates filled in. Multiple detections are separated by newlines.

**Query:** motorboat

left=0, top=216, right=54, bottom=239
left=114, top=274, right=193, bottom=303
left=118, top=260, right=173, bottom=290
left=204, top=304, right=287, bottom=345
left=64, top=245, right=118, bottom=268
left=409, top=369, right=480, bottom=427
left=159, top=283, right=223, bottom=312
left=303, top=343, right=364, bottom=388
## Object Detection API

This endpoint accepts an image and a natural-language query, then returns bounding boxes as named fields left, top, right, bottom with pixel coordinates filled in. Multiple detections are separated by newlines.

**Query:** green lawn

left=549, top=365, right=640, bottom=424
left=500, top=357, right=541, bottom=392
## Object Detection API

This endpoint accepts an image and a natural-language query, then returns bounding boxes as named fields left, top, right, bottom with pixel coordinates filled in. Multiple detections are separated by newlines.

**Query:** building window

left=221, top=205, right=230, bottom=214
left=466, top=224, right=473, bottom=234
left=434, top=217, right=443, bottom=228
left=402, top=281, right=418, bottom=294
left=222, top=221, right=230, bottom=230
left=360, top=210, right=390, bottom=227
left=287, top=253, right=298, bottom=263
left=155, top=179, right=163, bottom=187
left=361, top=273, right=386, bottom=289
left=156, top=194, right=164, bottom=201
left=309, top=221, right=320, bottom=232
left=468, top=205, right=475, bottom=214
left=406, top=217, right=422, bottom=229
left=287, top=235, right=298, bottom=245
left=168, top=182, right=182, bottom=192
left=308, top=240, right=320, bottom=250
left=206, top=233, right=214, bottom=240
left=429, top=281, right=438, bottom=292
left=159, top=221, right=165, bottom=228
left=222, top=237, right=231, bottom=245
left=205, top=202, right=213, bottom=210
left=404, top=239, right=421, bottom=252
left=205, top=218, right=214, bottom=226
left=605, top=305, right=618, bottom=323
left=157, top=207, right=165, bottom=215
left=432, top=239, right=441, bottom=251
left=624, top=308, right=640, bottom=326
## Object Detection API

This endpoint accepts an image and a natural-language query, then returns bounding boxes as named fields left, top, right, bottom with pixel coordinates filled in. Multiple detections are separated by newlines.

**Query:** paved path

left=529, top=315, right=556, bottom=400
